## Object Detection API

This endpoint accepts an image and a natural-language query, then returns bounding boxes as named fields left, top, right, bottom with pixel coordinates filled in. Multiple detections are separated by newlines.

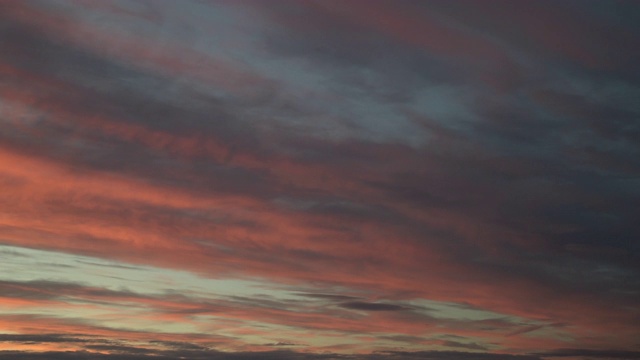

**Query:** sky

left=0, top=0, right=639, bottom=359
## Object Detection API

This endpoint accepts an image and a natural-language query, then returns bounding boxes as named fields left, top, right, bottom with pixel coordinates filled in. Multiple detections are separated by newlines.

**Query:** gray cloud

left=0, top=279, right=146, bottom=302
left=1, top=0, right=639, bottom=355
left=440, top=341, right=488, bottom=351
left=0, top=334, right=90, bottom=344
left=0, top=349, right=541, bottom=360
left=339, top=301, right=410, bottom=312
left=535, top=349, right=640, bottom=359
left=295, top=293, right=361, bottom=301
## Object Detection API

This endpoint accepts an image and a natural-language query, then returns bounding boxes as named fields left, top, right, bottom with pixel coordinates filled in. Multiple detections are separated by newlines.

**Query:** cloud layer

left=1, top=0, right=639, bottom=359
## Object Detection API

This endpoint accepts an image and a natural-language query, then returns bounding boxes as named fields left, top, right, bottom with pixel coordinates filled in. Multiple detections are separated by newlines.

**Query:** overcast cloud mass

left=1, top=0, right=639, bottom=359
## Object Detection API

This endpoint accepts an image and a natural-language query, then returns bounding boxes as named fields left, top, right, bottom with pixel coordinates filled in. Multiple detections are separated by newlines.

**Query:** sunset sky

left=1, top=0, right=639, bottom=359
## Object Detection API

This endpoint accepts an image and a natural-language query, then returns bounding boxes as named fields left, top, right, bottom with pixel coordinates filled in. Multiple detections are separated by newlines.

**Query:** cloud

left=294, top=293, right=361, bottom=301
left=536, top=349, right=640, bottom=359
left=0, top=0, right=639, bottom=356
left=0, top=334, right=90, bottom=344
left=0, top=349, right=544, bottom=360
left=377, top=351, right=540, bottom=360
left=338, top=301, right=410, bottom=312
left=263, top=342, right=304, bottom=347
left=440, top=341, right=488, bottom=351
